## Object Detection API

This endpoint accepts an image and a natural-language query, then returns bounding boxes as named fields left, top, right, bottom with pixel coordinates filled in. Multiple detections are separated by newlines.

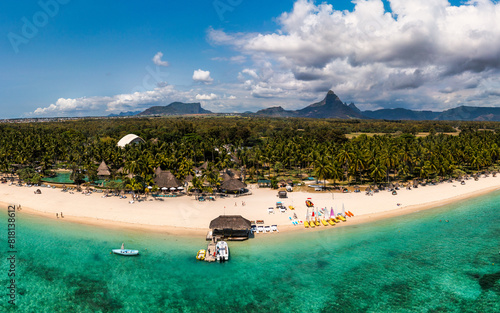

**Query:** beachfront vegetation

left=1, top=117, right=500, bottom=190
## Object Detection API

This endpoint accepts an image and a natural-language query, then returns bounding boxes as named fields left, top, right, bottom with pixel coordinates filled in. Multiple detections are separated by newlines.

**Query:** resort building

left=209, top=215, right=252, bottom=240
left=220, top=178, right=247, bottom=194
left=117, top=134, right=145, bottom=148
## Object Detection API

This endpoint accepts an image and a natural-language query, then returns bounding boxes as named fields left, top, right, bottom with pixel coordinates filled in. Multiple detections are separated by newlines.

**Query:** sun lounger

left=271, top=225, right=279, bottom=232
left=257, top=226, right=264, bottom=233
left=264, top=226, right=271, bottom=233
left=268, top=207, right=274, bottom=214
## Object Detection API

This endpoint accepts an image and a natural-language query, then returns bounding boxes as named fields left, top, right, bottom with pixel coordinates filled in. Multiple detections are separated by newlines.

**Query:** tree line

left=1, top=117, right=500, bottom=190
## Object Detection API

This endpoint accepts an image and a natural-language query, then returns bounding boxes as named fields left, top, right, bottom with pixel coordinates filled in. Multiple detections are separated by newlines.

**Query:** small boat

left=321, top=219, right=329, bottom=226
left=216, top=241, right=229, bottom=262
left=289, top=205, right=295, bottom=210
left=314, top=219, right=321, bottom=226
left=112, top=243, right=139, bottom=256
left=348, top=211, right=354, bottom=216
left=337, top=214, right=346, bottom=222
left=304, top=221, right=310, bottom=228
left=196, top=249, right=206, bottom=260
left=328, top=219, right=336, bottom=226
left=264, top=225, right=271, bottom=233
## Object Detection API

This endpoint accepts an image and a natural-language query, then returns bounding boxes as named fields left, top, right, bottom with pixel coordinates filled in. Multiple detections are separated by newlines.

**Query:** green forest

left=1, top=117, right=500, bottom=192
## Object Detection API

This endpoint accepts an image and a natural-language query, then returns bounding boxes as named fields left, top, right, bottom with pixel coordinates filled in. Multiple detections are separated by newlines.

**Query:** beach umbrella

left=177, top=186, right=184, bottom=190
left=147, top=186, right=152, bottom=189
left=170, top=187, right=176, bottom=191
left=161, top=187, right=168, bottom=191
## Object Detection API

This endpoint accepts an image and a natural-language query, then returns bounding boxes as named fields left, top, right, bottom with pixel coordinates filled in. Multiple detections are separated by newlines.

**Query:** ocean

left=1, top=191, right=499, bottom=312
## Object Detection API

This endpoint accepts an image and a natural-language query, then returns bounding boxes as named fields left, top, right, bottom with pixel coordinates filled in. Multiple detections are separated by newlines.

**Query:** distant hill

left=297, top=90, right=365, bottom=119
left=254, top=106, right=298, bottom=117
left=252, top=91, right=500, bottom=121
left=435, top=106, right=500, bottom=121
left=137, top=102, right=212, bottom=116
left=252, top=90, right=364, bottom=119
left=107, top=110, right=142, bottom=117
left=363, top=108, right=441, bottom=121
left=104, top=91, right=500, bottom=121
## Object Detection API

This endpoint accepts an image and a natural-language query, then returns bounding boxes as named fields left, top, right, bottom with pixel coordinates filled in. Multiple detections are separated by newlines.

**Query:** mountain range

left=114, top=91, right=500, bottom=121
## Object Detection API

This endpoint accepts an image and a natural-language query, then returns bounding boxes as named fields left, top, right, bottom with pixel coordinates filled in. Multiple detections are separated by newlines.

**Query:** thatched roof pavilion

left=154, top=168, right=182, bottom=189
left=209, top=215, right=251, bottom=240
left=97, top=161, right=111, bottom=177
left=220, top=178, right=247, bottom=192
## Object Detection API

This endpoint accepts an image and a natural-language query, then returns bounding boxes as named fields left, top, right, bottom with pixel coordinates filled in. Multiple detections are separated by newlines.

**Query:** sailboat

left=337, top=204, right=346, bottom=222
left=327, top=208, right=336, bottom=225
left=304, top=208, right=310, bottom=228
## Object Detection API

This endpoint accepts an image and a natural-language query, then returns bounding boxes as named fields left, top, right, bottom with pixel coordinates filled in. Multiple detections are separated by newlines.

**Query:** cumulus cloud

left=209, top=0, right=500, bottom=110
left=31, top=85, right=191, bottom=117
left=152, top=52, right=169, bottom=67
left=195, top=93, right=218, bottom=100
left=193, top=69, right=214, bottom=84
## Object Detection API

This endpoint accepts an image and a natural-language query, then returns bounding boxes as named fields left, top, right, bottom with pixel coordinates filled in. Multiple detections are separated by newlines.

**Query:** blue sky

left=1, top=0, right=499, bottom=118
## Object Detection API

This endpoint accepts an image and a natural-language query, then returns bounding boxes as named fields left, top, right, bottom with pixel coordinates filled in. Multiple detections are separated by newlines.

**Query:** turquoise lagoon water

left=1, top=192, right=499, bottom=312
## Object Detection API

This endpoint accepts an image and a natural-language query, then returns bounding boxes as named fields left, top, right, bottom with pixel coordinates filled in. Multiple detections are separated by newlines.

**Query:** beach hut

left=154, top=168, right=182, bottom=191
left=97, top=161, right=111, bottom=179
left=209, top=215, right=251, bottom=240
left=220, top=178, right=247, bottom=194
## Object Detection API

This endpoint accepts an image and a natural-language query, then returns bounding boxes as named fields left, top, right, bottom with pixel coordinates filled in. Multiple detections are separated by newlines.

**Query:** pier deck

left=205, top=241, right=217, bottom=262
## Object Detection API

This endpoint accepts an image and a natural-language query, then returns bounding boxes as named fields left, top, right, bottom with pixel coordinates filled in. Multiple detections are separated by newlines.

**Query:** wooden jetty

left=204, top=240, right=217, bottom=262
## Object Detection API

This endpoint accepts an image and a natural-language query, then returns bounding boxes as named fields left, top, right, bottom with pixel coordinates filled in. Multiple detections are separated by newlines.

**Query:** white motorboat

left=216, top=241, right=229, bottom=262
left=112, top=243, right=139, bottom=256
left=112, top=249, right=139, bottom=256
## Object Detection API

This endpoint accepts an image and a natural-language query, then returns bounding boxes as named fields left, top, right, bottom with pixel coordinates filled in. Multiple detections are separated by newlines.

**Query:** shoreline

left=2, top=176, right=500, bottom=238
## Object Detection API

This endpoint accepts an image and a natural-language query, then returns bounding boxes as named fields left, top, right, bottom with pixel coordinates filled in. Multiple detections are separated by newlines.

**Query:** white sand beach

left=1, top=176, right=500, bottom=236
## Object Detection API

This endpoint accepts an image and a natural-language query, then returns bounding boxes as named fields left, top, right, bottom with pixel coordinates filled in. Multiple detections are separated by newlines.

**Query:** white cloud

left=209, top=0, right=500, bottom=110
left=31, top=85, right=192, bottom=117
left=192, top=69, right=214, bottom=84
left=152, top=52, right=169, bottom=67
left=195, top=93, right=218, bottom=100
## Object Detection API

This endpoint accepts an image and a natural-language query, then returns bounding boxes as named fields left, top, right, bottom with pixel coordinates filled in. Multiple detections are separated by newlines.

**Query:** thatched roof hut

left=154, top=168, right=182, bottom=188
left=220, top=179, right=247, bottom=192
left=209, top=215, right=251, bottom=240
left=97, top=161, right=111, bottom=177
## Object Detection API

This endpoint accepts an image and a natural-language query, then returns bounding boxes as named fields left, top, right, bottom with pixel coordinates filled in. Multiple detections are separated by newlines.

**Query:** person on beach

left=56, top=213, right=59, bottom=218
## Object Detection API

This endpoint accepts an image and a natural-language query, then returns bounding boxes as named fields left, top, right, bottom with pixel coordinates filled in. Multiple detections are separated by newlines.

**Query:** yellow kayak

left=304, top=221, right=309, bottom=228
left=337, top=215, right=346, bottom=222
left=289, top=205, right=295, bottom=210
left=328, top=219, right=336, bottom=226
left=309, top=221, right=315, bottom=228
left=321, top=219, right=329, bottom=226
left=315, top=220, right=321, bottom=226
